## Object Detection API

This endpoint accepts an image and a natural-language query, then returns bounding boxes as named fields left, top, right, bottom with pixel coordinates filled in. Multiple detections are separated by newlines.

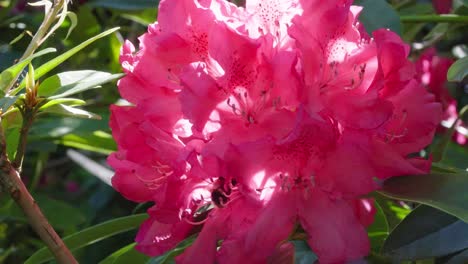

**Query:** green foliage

left=99, top=243, right=150, bottom=264
left=382, top=206, right=468, bottom=261
left=367, top=201, right=389, bottom=252
left=0, top=96, right=19, bottom=113
left=147, top=236, right=196, bottom=264
left=353, top=0, right=402, bottom=35
left=448, top=56, right=468, bottom=82
left=11, top=27, right=120, bottom=95
left=25, top=214, right=147, bottom=264
left=1, top=193, right=86, bottom=232
left=380, top=173, right=468, bottom=222
left=38, top=70, right=123, bottom=98
left=0, top=0, right=467, bottom=263
left=87, top=0, right=160, bottom=10
left=0, top=48, right=56, bottom=92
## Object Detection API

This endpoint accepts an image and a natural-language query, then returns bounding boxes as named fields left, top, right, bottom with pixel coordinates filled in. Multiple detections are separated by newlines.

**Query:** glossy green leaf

left=41, top=104, right=101, bottom=119
left=446, top=248, right=468, bottom=264
left=367, top=201, right=389, bottom=252
left=39, top=98, right=86, bottom=110
left=56, top=132, right=117, bottom=154
left=292, top=240, right=318, bottom=264
left=423, top=23, right=450, bottom=47
left=38, top=70, right=123, bottom=98
left=382, top=206, right=468, bottom=261
left=88, top=0, right=160, bottom=10
left=353, top=0, right=402, bottom=35
left=25, top=214, right=147, bottom=264
left=431, top=162, right=465, bottom=174
left=436, top=139, right=468, bottom=170
left=29, top=116, right=110, bottom=139
left=100, top=243, right=150, bottom=264
left=447, top=56, right=468, bottom=82
left=11, top=27, right=120, bottom=95
left=0, top=96, right=18, bottom=113
left=379, top=173, right=468, bottom=222
left=374, top=195, right=411, bottom=230
left=0, top=48, right=56, bottom=92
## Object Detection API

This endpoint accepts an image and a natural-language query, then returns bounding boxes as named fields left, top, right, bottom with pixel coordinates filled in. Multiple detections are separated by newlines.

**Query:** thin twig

left=0, top=119, right=78, bottom=264
left=5, top=0, right=66, bottom=94
left=12, top=105, right=36, bottom=171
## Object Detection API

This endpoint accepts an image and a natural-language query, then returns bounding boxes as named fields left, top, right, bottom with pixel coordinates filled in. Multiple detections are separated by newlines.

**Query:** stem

left=0, top=120, right=78, bottom=264
left=401, top=15, right=468, bottom=23
left=12, top=106, right=36, bottom=171
left=4, top=0, right=65, bottom=94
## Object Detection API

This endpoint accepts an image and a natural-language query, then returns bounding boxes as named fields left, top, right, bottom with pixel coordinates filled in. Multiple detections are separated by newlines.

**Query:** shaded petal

left=108, top=153, right=154, bottom=202
left=382, top=80, right=442, bottom=155
left=299, top=190, right=370, bottom=263
left=243, top=192, right=296, bottom=262
left=135, top=212, right=193, bottom=256
left=316, top=132, right=377, bottom=197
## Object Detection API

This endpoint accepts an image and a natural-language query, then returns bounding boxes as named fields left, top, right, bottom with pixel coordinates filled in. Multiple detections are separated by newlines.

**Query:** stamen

left=183, top=216, right=209, bottom=225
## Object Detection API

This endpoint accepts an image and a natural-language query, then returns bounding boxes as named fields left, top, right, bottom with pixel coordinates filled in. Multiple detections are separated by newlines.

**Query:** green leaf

left=1, top=194, right=86, bottom=232
left=88, top=0, right=159, bottom=10
left=41, top=104, right=101, bottom=119
left=380, top=173, right=468, bottom=222
left=353, top=0, right=403, bottom=35
left=65, top=11, right=78, bottom=40
left=29, top=116, right=110, bottom=138
left=147, top=235, right=196, bottom=264
left=38, top=70, right=123, bottom=98
left=446, top=248, right=468, bottom=264
left=423, top=23, right=450, bottom=47
left=100, top=243, right=150, bottom=264
left=374, top=193, right=411, bottom=230
left=382, top=206, right=468, bottom=261
left=0, top=96, right=18, bottom=113
left=9, top=31, right=26, bottom=45
left=11, top=27, right=120, bottom=95
left=5, top=127, right=19, bottom=160
left=454, top=0, right=468, bottom=9
left=0, top=48, right=56, bottom=92
left=292, top=240, right=318, bottom=264
left=440, top=139, right=468, bottom=170
left=56, top=132, right=117, bottom=154
left=367, top=201, right=389, bottom=252
left=25, top=214, right=147, bottom=264
left=447, top=56, right=468, bottom=82
left=432, top=162, right=465, bottom=173
left=39, top=98, right=86, bottom=110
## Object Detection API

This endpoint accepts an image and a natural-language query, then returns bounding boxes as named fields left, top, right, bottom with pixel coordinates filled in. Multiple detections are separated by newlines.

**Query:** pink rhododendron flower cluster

left=415, top=48, right=466, bottom=145
left=109, top=0, right=442, bottom=263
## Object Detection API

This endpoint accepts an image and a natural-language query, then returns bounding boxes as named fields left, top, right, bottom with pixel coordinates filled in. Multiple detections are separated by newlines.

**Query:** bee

left=211, top=177, right=237, bottom=208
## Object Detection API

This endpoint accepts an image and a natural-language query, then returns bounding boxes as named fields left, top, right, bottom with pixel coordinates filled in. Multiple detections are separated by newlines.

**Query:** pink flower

left=432, top=0, right=452, bottom=14
left=109, top=0, right=442, bottom=263
left=65, top=180, right=80, bottom=193
left=415, top=48, right=466, bottom=145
